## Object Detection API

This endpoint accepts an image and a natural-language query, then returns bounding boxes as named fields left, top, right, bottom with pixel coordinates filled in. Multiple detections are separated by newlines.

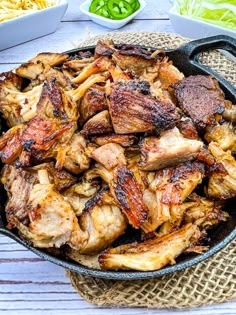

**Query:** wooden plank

left=0, top=20, right=173, bottom=65
left=62, top=0, right=172, bottom=21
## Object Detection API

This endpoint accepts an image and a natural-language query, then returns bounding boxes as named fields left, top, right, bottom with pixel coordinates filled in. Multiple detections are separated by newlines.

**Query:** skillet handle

left=177, top=35, right=236, bottom=59
left=168, top=35, right=236, bottom=101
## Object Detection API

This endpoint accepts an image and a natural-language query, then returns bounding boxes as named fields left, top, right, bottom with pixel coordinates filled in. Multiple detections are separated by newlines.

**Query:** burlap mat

left=67, top=32, right=236, bottom=309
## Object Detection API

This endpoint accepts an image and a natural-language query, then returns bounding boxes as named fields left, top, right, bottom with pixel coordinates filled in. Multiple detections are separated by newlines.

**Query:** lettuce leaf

left=175, top=0, right=236, bottom=31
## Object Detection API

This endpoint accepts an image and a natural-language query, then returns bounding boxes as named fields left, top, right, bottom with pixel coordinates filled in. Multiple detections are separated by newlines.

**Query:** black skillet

left=0, top=35, right=236, bottom=280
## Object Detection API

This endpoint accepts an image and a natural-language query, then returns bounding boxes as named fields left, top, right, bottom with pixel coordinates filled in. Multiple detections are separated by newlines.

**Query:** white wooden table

left=0, top=1, right=235, bottom=314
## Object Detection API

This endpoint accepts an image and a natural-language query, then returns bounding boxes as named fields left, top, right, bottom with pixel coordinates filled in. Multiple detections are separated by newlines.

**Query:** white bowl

left=0, top=0, right=68, bottom=51
left=80, top=0, right=146, bottom=29
left=168, top=6, right=236, bottom=39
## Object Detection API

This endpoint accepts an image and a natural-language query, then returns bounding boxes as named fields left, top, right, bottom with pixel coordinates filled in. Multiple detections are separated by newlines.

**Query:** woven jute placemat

left=67, top=32, right=236, bottom=309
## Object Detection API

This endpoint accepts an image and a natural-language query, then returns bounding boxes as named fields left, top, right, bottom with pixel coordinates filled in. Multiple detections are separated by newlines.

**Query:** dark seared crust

left=168, top=161, right=205, bottom=183
left=94, top=40, right=115, bottom=59
left=80, top=85, right=108, bottom=124
left=83, top=110, right=113, bottom=135
left=37, top=80, right=65, bottom=119
left=1, top=165, right=38, bottom=227
left=84, top=186, right=110, bottom=212
left=109, top=80, right=180, bottom=134
left=90, top=134, right=138, bottom=147
left=177, top=119, right=198, bottom=139
left=112, top=166, right=148, bottom=228
left=173, top=75, right=225, bottom=131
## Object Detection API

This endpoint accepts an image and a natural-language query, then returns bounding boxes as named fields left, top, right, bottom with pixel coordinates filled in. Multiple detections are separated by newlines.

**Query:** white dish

left=80, top=0, right=146, bottom=29
left=0, top=0, right=68, bottom=51
left=168, top=6, right=236, bottom=39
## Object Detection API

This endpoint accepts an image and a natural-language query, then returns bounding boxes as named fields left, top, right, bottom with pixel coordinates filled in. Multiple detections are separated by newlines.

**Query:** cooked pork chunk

left=109, top=80, right=180, bottom=134
left=63, top=180, right=100, bottom=216
left=83, top=110, right=113, bottom=135
left=72, top=56, right=112, bottom=84
left=94, top=40, right=115, bottom=59
left=204, top=123, right=236, bottom=152
left=183, top=194, right=228, bottom=229
left=99, top=223, right=197, bottom=271
left=70, top=188, right=127, bottom=254
left=158, top=60, right=184, bottom=89
left=1, top=165, right=38, bottom=227
left=11, top=169, right=77, bottom=248
left=79, top=85, right=107, bottom=124
left=112, top=48, right=155, bottom=76
left=58, top=133, right=90, bottom=175
left=29, top=52, right=69, bottom=67
left=173, top=75, right=225, bottom=130
left=207, top=142, right=236, bottom=199
left=91, top=143, right=126, bottom=170
left=139, top=127, right=203, bottom=171
left=90, top=134, right=138, bottom=147
left=142, top=162, right=205, bottom=232
left=111, top=166, right=148, bottom=229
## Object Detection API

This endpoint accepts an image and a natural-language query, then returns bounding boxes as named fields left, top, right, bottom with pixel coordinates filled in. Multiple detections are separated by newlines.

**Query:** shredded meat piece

left=82, top=110, right=113, bottom=135
left=207, top=142, right=236, bottom=199
left=99, top=223, right=198, bottom=271
left=142, top=161, right=205, bottom=232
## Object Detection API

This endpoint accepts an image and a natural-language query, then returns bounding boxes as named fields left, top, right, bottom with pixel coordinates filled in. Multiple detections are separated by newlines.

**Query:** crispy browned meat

left=177, top=118, right=199, bottom=139
left=0, top=125, right=24, bottom=164
left=139, top=127, right=203, bottom=171
left=207, top=142, right=236, bottom=199
left=36, top=79, right=79, bottom=122
left=30, top=162, right=77, bottom=192
left=109, top=80, right=180, bottom=134
left=63, top=180, right=100, bottom=216
left=158, top=59, right=184, bottom=89
left=99, top=223, right=197, bottom=271
left=90, top=134, right=138, bottom=147
left=57, top=133, right=91, bottom=175
left=71, top=188, right=127, bottom=254
left=13, top=169, right=77, bottom=248
left=94, top=40, right=115, bottom=59
left=142, top=162, right=205, bottom=232
left=20, top=116, right=75, bottom=165
left=72, top=56, right=112, bottom=84
left=183, top=194, right=228, bottom=229
left=1, top=162, right=76, bottom=229
left=79, top=85, right=107, bottom=124
left=111, top=166, right=148, bottom=229
left=91, top=143, right=126, bottom=170
left=29, top=52, right=69, bottom=66
left=112, top=49, right=155, bottom=76
left=205, top=123, right=236, bottom=152
left=83, top=110, right=113, bottom=135
left=1, top=164, right=38, bottom=227
left=173, top=75, right=225, bottom=130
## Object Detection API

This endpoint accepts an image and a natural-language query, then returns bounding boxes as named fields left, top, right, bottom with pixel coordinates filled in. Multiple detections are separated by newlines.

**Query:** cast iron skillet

left=0, top=35, right=236, bottom=280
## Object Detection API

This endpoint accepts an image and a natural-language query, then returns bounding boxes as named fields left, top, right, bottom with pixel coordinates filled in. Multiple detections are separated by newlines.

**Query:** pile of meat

left=0, top=40, right=235, bottom=271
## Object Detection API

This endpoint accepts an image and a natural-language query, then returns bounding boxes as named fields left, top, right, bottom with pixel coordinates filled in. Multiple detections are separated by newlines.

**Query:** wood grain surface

left=0, top=0, right=235, bottom=314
